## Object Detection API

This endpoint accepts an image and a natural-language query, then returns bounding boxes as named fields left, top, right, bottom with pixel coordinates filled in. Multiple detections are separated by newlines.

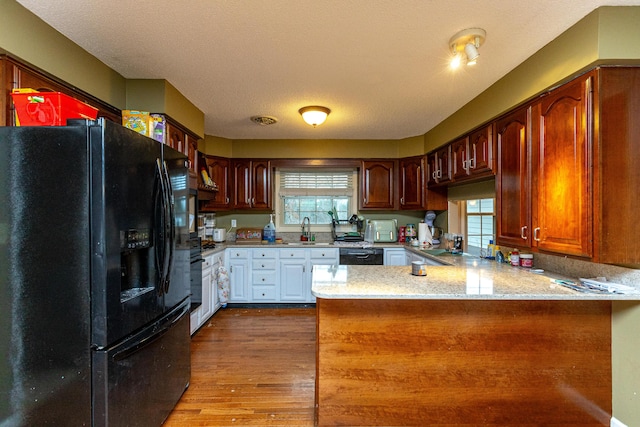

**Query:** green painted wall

left=126, top=79, right=205, bottom=138
left=0, top=0, right=126, bottom=107
left=424, top=6, right=640, bottom=152
left=0, top=0, right=204, bottom=137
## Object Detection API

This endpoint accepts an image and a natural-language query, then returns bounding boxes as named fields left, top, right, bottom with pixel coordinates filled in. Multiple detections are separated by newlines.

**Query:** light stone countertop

left=311, top=260, right=640, bottom=300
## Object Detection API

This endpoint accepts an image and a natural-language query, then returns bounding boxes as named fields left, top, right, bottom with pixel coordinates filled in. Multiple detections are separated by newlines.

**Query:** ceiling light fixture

left=449, top=28, right=486, bottom=69
left=298, top=106, right=331, bottom=127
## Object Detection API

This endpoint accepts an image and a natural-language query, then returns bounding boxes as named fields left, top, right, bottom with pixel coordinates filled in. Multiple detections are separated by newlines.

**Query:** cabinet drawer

left=251, top=259, right=277, bottom=270
left=252, top=286, right=277, bottom=301
left=310, top=248, right=338, bottom=260
left=252, top=249, right=277, bottom=259
left=252, top=271, right=277, bottom=285
left=228, top=249, right=249, bottom=259
left=280, top=248, right=306, bottom=259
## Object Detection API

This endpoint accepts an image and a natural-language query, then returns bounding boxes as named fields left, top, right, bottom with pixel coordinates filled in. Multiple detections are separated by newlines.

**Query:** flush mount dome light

left=298, top=106, right=331, bottom=127
left=449, top=28, right=486, bottom=69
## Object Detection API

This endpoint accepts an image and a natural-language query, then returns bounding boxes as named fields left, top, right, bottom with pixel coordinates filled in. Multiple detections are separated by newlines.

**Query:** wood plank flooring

left=164, top=307, right=316, bottom=426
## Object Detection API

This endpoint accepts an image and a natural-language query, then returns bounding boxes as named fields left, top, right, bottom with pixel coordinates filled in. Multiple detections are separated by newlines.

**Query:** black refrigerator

left=0, top=119, right=191, bottom=426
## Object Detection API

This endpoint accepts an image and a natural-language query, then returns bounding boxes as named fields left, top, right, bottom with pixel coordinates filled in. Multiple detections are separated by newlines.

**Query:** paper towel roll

left=418, top=223, right=432, bottom=245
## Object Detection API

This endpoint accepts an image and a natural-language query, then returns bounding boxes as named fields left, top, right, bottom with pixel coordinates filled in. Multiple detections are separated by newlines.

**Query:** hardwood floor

left=164, top=307, right=316, bottom=426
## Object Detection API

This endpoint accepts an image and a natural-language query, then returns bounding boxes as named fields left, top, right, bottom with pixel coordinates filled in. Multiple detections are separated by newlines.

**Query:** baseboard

left=611, top=416, right=628, bottom=427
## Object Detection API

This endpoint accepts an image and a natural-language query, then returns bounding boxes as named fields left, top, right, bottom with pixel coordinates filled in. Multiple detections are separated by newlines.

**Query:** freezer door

left=92, top=302, right=191, bottom=427
left=90, top=121, right=166, bottom=348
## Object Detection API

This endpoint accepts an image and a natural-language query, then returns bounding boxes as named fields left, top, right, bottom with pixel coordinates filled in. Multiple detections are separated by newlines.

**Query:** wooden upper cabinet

left=360, top=160, right=397, bottom=210
left=496, top=105, right=531, bottom=249
left=166, top=122, right=186, bottom=154
left=451, top=136, right=470, bottom=181
left=597, top=67, right=640, bottom=265
left=452, top=125, right=494, bottom=182
left=426, top=145, right=451, bottom=187
left=399, top=156, right=424, bottom=210
left=531, top=73, right=593, bottom=258
left=231, top=159, right=272, bottom=210
left=250, top=160, right=272, bottom=210
left=200, top=155, right=231, bottom=211
left=468, top=124, right=494, bottom=176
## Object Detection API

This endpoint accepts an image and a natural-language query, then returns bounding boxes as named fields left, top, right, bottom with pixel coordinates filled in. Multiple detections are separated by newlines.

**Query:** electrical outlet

left=231, top=219, right=237, bottom=227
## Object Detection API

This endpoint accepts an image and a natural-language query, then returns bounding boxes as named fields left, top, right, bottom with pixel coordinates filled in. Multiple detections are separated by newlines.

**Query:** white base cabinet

left=191, top=250, right=225, bottom=335
left=226, top=247, right=338, bottom=303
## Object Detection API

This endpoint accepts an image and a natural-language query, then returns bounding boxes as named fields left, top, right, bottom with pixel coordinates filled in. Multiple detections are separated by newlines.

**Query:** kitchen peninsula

left=312, top=258, right=637, bottom=426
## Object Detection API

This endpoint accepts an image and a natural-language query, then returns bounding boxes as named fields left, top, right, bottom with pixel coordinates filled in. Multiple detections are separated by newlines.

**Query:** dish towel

left=216, top=266, right=229, bottom=308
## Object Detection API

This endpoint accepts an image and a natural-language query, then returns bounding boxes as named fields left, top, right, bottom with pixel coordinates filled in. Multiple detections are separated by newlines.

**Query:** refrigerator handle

left=162, top=160, right=176, bottom=295
left=154, top=158, right=167, bottom=295
left=112, top=304, right=188, bottom=361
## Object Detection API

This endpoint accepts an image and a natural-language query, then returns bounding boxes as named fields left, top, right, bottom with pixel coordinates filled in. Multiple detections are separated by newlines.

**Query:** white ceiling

left=16, top=0, right=640, bottom=140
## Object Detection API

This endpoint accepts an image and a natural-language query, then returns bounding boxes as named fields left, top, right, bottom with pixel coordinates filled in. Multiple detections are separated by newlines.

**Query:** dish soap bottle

left=263, top=214, right=276, bottom=244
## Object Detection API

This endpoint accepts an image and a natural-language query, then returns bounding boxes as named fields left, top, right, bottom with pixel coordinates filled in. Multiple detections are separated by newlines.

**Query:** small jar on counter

left=519, top=253, right=534, bottom=268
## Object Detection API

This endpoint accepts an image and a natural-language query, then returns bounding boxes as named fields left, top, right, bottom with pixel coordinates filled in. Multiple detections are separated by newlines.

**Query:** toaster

left=368, top=219, right=398, bottom=242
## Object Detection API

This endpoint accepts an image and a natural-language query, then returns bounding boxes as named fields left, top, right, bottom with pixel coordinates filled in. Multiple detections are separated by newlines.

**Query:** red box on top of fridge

left=11, top=90, right=99, bottom=126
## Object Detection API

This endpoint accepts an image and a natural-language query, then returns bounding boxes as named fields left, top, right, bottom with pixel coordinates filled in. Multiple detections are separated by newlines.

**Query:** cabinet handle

left=303, top=266, right=306, bottom=273
left=462, top=160, right=468, bottom=170
left=400, top=197, right=404, bottom=204
left=230, top=266, right=233, bottom=273
left=262, top=278, right=265, bottom=282
left=291, top=253, right=294, bottom=257
left=226, top=197, right=230, bottom=203
left=262, top=253, right=265, bottom=257
left=261, top=264, right=265, bottom=268
left=432, top=171, right=437, bottom=180
left=521, top=226, right=527, bottom=240
left=533, top=227, right=541, bottom=242
left=252, top=198, right=255, bottom=205
left=468, top=158, right=475, bottom=169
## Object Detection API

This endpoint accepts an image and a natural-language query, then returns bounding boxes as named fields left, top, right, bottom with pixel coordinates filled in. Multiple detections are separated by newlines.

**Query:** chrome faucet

left=301, top=217, right=311, bottom=239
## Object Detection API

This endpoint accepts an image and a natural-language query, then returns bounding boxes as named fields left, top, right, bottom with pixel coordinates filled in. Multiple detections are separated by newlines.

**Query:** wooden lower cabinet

left=316, top=298, right=611, bottom=426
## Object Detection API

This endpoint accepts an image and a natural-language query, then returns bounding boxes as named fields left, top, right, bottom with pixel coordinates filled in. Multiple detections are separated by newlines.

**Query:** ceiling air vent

left=250, top=116, right=278, bottom=126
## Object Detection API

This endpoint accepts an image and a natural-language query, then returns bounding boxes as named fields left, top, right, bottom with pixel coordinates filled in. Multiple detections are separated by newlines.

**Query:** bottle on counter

left=263, top=214, right=276, bottom=243
left=487, top=240, right=495, bottom=258
left=510, top=248, right=520, bottom=266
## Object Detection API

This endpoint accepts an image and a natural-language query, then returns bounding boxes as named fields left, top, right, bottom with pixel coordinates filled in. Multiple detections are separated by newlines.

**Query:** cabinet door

left=533, top=75, right=592, bottom=257
left=166, top=122, right=186, bottom=154
left=228, top=258, right=249, bottom=302
left=496, top=106, right=531, bottom=248
left=468, top=124, right=494, bottom=176
left=451, top=137, right=470, bottom=180
left=231, top=159, right=252, bottom=209
left=427, top=146, right=451, bottom=186
left=200, top=266, right=213, bottom=321
left=360, top=160, right=397, bottom=210
left=399, top=156, right=424, bottom=210
left=251, top=160, right=272, bottom=210
left=202, top=156, right=231, bottom=209
left=279, top=260, right=307, bottom=302
left=384, top=249, right=407, bottom=265
left=186, top=134, right=198, bottom=177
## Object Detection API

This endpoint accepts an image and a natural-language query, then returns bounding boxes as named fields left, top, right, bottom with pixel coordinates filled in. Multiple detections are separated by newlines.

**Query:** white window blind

left=276, top=169, right=356, bottom=227
left=279, top=170, right=354, bottom=196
